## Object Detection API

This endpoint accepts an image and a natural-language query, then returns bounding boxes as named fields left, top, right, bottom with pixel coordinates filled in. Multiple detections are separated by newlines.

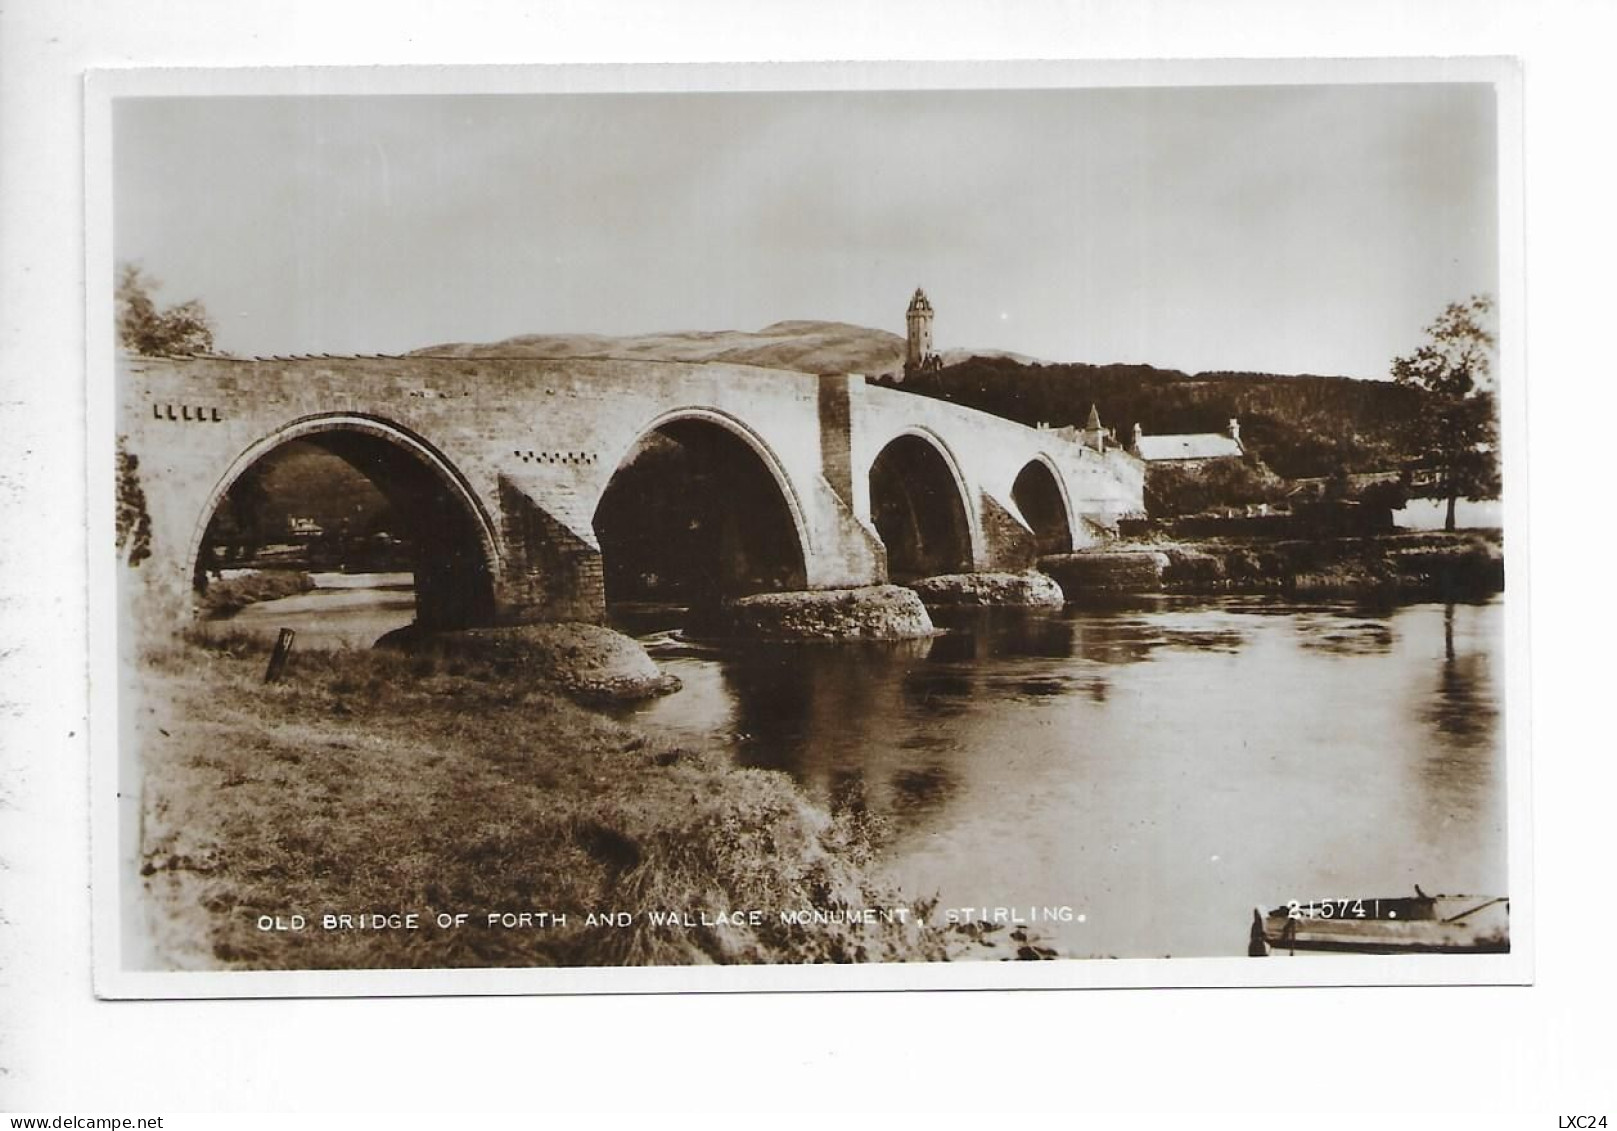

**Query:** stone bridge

left=118, top=354, right=1144, bottom=629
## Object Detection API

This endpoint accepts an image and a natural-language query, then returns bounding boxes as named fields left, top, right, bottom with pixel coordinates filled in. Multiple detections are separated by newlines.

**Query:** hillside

left=412, top=320, right=910, bottom=375
left=878, top=357, right=1427, bottom=481
left=411, top=319, right=1046, bottom=378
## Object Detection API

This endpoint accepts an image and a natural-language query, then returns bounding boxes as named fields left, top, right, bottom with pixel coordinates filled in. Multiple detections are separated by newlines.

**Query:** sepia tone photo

left=90, top=63, right=1523, bottom=996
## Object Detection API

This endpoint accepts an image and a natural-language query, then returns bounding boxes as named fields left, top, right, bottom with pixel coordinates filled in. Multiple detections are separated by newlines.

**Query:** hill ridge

left=410, top=319, right=910, bottom=375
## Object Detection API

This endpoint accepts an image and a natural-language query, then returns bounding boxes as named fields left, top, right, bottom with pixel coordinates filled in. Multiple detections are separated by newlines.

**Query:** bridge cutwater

left=120, top=354, right=1145, bottom=628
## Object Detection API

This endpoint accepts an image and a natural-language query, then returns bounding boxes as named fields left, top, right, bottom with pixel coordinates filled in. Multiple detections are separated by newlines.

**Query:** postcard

left=87, top=59, right=1529, bottom=997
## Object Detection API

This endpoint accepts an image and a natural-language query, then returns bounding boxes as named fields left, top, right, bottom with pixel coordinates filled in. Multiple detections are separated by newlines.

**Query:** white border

left=87, top=58, right=1530, bottom=1001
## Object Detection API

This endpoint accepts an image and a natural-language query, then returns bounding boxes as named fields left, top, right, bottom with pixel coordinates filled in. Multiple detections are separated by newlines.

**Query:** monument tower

left=904, top=287, right=941, bottom=378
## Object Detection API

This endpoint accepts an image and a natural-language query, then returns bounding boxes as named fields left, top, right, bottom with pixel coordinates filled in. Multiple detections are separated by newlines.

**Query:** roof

left=1135, top=433, right=1243, bottom=462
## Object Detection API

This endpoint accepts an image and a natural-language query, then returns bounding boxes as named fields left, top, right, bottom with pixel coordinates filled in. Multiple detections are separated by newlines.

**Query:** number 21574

left=1286, top=899, right=1374, bottom=920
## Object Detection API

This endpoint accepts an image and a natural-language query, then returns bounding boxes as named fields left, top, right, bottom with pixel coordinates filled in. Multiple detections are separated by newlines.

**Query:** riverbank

left=1044, top=530, right=1503, bottom=602
left=132, top=632, right=957, bottom=969
left=197, top=569, right=315, bottom=617
left=1157, top=530, right=1504, bottom=599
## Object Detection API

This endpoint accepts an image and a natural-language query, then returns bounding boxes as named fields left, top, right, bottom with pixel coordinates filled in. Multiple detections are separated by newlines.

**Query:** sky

left=113, top=83, right=1498, bottom=379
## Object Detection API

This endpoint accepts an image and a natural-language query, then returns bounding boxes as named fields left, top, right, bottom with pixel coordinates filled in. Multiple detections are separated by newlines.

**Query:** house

left=1129, top=419, right=1245, bottom=469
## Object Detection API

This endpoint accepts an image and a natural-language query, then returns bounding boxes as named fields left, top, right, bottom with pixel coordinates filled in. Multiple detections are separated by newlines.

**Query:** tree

left=1143, top=456, right=1286, bottom=517
left=1391, top=294, right=1501, bottom=531
left=205, top=465, right=270, bottom=565
left=116, top=263, right=215, bottom=355
left=116, top=438, right=152, bottom=567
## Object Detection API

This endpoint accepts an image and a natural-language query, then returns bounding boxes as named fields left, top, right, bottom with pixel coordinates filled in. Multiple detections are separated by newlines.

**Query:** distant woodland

left=875, top=357, right=1429, bottom=481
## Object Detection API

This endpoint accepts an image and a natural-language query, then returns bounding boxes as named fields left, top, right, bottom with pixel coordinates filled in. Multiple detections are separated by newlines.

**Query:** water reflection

left=1070, top=619, right=1159, bottom=666
left=889, top=762, right=959, bottom=815
left=1407, top=603, right=1505, bottom=866
left=901, top=665, right=977, bottom=716
left=623, top=595, right=1508, bottom=960
left=1148, top=627, right=1248, bottom=654
left=1296, top=619, right=1395, bottom=656
left=1424, top=603, right=1497, bottom=744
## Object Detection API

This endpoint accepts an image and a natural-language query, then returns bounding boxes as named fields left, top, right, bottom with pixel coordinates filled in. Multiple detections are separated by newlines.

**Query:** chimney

left=1228, top=418, right=1241, bottom=447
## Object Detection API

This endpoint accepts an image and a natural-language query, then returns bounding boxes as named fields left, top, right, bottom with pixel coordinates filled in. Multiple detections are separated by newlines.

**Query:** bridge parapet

left=854, top=381, right=1144, bottom=565
left=116, top=353, right=1143, bottom=633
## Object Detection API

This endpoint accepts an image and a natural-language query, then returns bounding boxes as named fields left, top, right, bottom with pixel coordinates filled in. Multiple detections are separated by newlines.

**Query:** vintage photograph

left=91, top=63, right=1522, bottom=995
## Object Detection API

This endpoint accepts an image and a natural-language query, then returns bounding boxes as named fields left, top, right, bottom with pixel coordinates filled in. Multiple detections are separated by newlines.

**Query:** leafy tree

left=1144, top=455, right=1286, bottom=517
left=1358, top=474, right=1411, bottom=515
left=115, top=438, right=152, bottom=567
left=116, top=263, right=215, bottom=355
left=1391, top=294, right=1501, bottom=531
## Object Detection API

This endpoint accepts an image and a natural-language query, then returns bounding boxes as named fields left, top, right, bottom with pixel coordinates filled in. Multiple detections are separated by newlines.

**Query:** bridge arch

left=1012, top=454, right=1076, bottom=556
left=593, top=407, right=811, bottom=605
left=868, top=427, right=980, bottom=581
left=189, top=413, right=500, bottom=629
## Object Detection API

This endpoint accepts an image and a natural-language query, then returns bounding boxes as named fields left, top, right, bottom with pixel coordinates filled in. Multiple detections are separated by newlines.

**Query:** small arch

left=868, top=428, right=978, bottom=581
left=1012, top=456, right=1075, bottom=556
left=593, top=408, right=810, bottom=607
left=190, top=413, right=499, bottom=630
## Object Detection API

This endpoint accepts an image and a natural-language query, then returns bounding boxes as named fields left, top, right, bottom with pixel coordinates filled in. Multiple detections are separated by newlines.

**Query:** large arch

left=190, top=414, right=499, bottom=630
left=592, top=408, right=810, bottom=608
left=868, top=429, right=977, bottom=581
left=1012, top=456, right=1075, bottom=556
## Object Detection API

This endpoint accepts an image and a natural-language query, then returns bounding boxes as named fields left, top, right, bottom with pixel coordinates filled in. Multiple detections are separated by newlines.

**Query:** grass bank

left=377, top=622, right=680, bottom=703
left=133, top=632, right=954, bottom=970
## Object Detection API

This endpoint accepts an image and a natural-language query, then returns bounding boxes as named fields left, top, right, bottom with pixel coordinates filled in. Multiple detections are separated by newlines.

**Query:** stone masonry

left=118, top=354, right=1145, bottom=630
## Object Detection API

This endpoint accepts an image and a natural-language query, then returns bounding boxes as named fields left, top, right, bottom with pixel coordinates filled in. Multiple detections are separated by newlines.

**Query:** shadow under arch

left=190, top=413, right=499, bottom=630
left=592, top=407, right=810, bottom=607
left=868, top=428, right=978, bottom=581
left=1012, top=455, right=1075, bottom=556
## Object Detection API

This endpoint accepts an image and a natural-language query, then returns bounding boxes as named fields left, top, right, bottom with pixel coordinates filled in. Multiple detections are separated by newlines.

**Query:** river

left=209, top=571, right=416, bottom=649
left=225, top=579, right=1507, bottom=959
left=616, top=595, right=1507, bottom=959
